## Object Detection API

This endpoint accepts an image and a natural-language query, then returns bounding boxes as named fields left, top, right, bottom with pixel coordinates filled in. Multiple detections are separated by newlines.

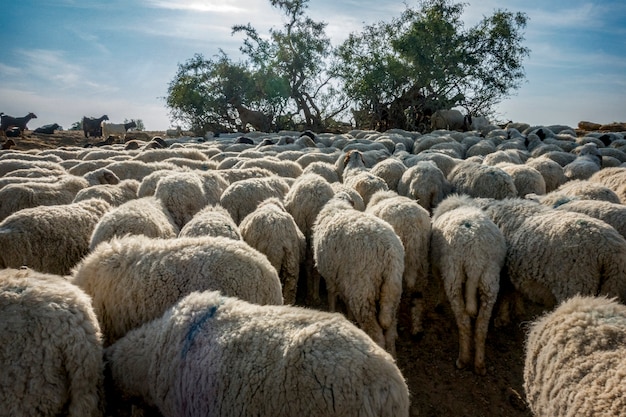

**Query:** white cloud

left=142, top=0, right=254, bottom=13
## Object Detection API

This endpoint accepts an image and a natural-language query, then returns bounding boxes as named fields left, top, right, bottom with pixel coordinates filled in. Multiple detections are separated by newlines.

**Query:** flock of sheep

left=1, top=119, right=626, bottom=417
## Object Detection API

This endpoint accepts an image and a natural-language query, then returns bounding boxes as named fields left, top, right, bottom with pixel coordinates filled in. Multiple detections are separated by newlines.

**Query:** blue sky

left=1, top=0, right=624, bottom=131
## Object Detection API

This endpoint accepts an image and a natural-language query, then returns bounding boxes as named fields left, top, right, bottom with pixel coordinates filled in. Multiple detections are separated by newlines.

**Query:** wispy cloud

left=0, top=62, right=21, bottom=76
left=143, top=0, right=246, bottom=13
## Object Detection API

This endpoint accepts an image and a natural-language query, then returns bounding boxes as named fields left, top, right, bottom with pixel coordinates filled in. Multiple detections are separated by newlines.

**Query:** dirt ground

left=3, top=129, right=539, bottom=417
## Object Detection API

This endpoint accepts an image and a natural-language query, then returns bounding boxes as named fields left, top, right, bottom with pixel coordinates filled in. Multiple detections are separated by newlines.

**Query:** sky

left=0, top=0, right=625, bottom=132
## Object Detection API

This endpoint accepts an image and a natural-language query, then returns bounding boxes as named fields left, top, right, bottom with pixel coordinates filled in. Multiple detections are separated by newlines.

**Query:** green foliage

left=69, top=121, right=82, bottom=131
left=332, top=0, right=530, bottom=130
left=164, top=0, right=529, bottom=133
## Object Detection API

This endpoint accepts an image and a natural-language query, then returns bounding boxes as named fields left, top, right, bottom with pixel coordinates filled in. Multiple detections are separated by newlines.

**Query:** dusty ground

left=1, top=129, right=541, bottom=416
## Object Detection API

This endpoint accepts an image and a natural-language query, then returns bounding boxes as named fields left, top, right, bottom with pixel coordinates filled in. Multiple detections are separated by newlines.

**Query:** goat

left=82, top=115, right=109, bottom=138
left=228, top=97, right=271, bottom=133
left=1, top=112, right=37, bottom=137
left=33, top=123, right=60, bottom=134
left=101, top=120, right=136, bottom=141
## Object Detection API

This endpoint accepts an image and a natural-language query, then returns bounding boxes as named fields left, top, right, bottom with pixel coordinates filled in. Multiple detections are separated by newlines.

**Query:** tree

left=165, top=52, right=290, bottom=134
left=332, top=0, right=530, bottom=131
left=233, top=0, right=345, bottom=130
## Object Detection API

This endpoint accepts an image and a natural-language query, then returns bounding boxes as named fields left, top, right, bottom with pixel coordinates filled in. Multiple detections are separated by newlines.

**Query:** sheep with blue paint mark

left=104, top=290, right=409, bottom=417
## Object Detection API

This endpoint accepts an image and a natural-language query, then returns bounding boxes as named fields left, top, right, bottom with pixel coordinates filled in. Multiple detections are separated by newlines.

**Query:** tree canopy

left=165, top=0, right=529, bottom=134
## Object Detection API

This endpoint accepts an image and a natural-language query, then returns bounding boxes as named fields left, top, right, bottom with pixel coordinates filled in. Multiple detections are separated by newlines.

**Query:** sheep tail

left=378, top=261, right=404, bottom=330
left=465, top=270, right=479, bottom=318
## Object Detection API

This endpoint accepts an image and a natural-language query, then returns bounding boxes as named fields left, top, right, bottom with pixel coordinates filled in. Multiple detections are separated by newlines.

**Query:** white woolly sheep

left=524, top=295, right=626, bottom=417
left=216, top=166, right=274, bottom=184
left=448, top=160, right=517, bottom=200
left=105, top=290, right=409, bottom=417
left=133, top=148, right=209, bottom=163
left=495, top=162, right=546, bottom=197
left=505, top=209, right=626, bottom=308
left=430, top=109, right=469, bottom=131
left=367, top=190, right=431, bottom=335
left=340, top=149, right=368, bottom=181
left=536, top=179, right=622, bottom=207
left=73, top=235, right=283, bottom=346
left=101, top=160, right=181, bottom=181
left=153, top=171, right=210, bottom=229
left=301, top=161, right=340, bottom=183
left=220, top=176, right=291, bottom=224
left=0, top=267, right=104, bottom=417
left=295, top=151, right=339, bottom=168
left=525, top=156, right=567, bottom=193
left=89, top=196, right=178, bottom=250
left=0, top=175, right=89, bottom=221
left=73, top=179, right=139, bottom=206
left=178, top=204, right=242, bottom=240
left=0, top=198, right=111, bottom=275
left=370, top=157, right=407, bottom=191
left=563, top=142, right=602, bottom=180
left=589, top=167, right=626, bottom=203
left=240, top=198, right=306, bottom=305
left=551, top=198, right=626, bottom=239
left=283, top=173, right=336, bottom=304
left=397, top=160, right=451, bottom=213
left=0, top=158, right=65, bottom=177
left=234, top=157, right=303, bottom=178
left=430, top=194, right=506, bottom=375
left=344, top=171, right=389, bottom=207
left=312, top=192, right=404, bottom=356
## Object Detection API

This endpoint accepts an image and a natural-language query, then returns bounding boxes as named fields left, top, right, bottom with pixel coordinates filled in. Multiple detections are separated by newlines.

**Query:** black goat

left=82, top=115, right=109, bottom=138
left=34, top=123, right=60, bottom=134
left=0, top=112, right=37, bottom=137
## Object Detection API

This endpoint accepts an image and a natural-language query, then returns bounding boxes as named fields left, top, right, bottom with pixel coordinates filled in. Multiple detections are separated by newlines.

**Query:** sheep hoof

left=455, top=358, right=468, bottom=370
left=474, top=364, right=487, bottom=376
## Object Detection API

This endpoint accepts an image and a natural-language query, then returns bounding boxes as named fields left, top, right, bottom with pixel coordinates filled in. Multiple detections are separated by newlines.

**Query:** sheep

left=133, top=148, right=209, bottom=163
left=0, top=158, right=65, bottom=177
left=536, top=179, right=622, bottom=207
left=563, top=142, right=602, bottom=180
left=495, top=162, right=546, bottom=197
left=295, top=151, right=339, bottom=168
left=234, top=157, right=303, bottom=178
left=153, top=171, right=210, bottom=229
left=301, top=161, right=340, bottom=183
left=524, top=295, right=626, bottom=417
left=340, top=149, right=368, bottom=181
left=178, top=204, right=242, bottom=240
left=104, top=290, right=410, bottom=417
left=344, top=171, right=389, bottom=207
left=525, top=156, right=567, bottom=193
left=430, top=194, right=506, bottom=375
left=0, top=112, right=37, bottom=136
left=283, top=173, right=336, bottom=305
left=367, top=190, right=431, bottom=335
left=0, top=268, right=104, bottom=417
left=550, top=198, right=626, bottom=239
left=240, top=198, right=306, bottom=305
left=589, top=167, right=626, bottom=203
left=397, top=160, right=451, bottom=213
left=505, top=209, right=626, bottom=309
left=217, top=166, right=274, bottom=183
left=370, top=158, right=407, bottom=191
left=312, top=192, right=404, bottom=356
left=72, top=235, right=283, bottom=346
left=73, top=179, right=139, bottom=206
left=82, top=115, right=109, bottom=138
left=448, top=160, right=518, bottom=200
left=101, top=160, right=181, bottom=181
left=88, top=196, right=178, bottom=250
left=0, top=198, right=111, bottom=275
left=82, top=167, right=121, bottom=186
left=430, top=109, right=469, bottom=131
left=0, top=175, right=90, bottom=222
left=220, top=175, right=291, bottom=224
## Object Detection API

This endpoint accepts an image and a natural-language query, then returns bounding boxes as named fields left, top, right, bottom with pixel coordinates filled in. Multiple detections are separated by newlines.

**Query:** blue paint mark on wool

left=181, top=305, right=218, bottom=359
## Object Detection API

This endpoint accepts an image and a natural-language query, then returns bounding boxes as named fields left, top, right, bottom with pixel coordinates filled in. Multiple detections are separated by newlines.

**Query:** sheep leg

left=281, top=272, right=298, bottom=305
left=410, top=296, right=425, bottom=335
left=305, top=251, right=321, bottom=305
left=384, top=315, right=398, bottom=358
left=449, top=292, right=472, bottom=370
left=473, top=296, right=496, bottom=376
